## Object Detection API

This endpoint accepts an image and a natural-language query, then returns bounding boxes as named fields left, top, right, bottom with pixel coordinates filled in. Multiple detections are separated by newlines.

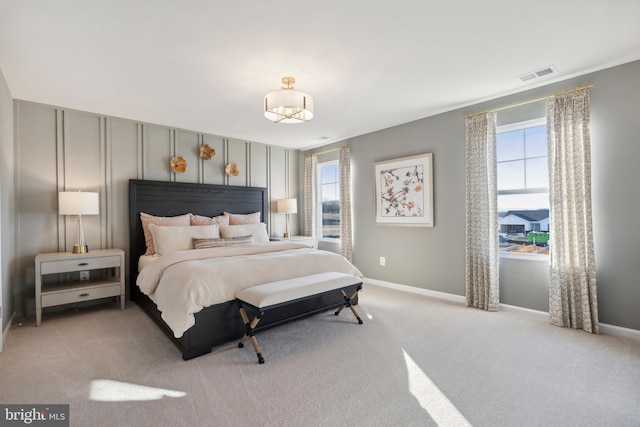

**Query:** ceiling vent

left=517, top=65, right=557, bottom=82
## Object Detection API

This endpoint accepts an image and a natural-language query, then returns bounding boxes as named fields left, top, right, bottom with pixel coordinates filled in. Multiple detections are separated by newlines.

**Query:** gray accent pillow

left=192, top=235, right=254, bottom=249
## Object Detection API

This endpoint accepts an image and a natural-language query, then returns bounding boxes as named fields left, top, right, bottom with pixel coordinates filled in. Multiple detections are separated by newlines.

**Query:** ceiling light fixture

left=264, top=77, right=314, bottom=123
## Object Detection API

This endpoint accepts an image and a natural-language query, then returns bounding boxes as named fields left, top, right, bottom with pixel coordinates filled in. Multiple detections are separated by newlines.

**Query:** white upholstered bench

left=235, top=272, right=363, bottom=364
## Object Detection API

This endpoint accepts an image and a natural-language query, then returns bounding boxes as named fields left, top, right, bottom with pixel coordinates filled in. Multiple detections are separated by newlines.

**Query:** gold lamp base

left=283, top=232, right=290, bottom=238
left=72, top=244, right=89, bottom=254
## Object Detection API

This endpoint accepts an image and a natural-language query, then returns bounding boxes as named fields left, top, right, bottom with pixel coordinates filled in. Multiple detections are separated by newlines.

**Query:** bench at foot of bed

left=235, top=272, right=364, bottom=364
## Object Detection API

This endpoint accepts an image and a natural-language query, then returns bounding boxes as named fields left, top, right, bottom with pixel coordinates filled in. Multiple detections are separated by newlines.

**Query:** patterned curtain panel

left=338, top=146, right=353, bottom=263
left=464, top=112, right=499, bottom=311
left=303, top=154, right=317, bottom=238
left=546, top=89, right=599, bottom=333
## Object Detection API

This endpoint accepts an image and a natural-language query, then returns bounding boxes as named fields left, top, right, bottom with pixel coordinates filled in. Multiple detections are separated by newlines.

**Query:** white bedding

left=136, top=242, right=363, bottom=338
left=138, top=254, right=160, bottom=272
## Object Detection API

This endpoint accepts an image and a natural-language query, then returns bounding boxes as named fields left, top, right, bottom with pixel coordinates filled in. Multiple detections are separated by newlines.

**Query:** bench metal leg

left=237, top=302, right=264, bottom=364
left=335, top=285, right=363, bottom=324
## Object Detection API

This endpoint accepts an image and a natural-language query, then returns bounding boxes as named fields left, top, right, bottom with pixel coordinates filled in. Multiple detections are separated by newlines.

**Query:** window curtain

left=546, top=89, right=598, bottom=333
left=338, top=146, right=353, bottom=263
left=303, top=154, right=317, bottom=238
left=464, top=112, right=499, bottom=311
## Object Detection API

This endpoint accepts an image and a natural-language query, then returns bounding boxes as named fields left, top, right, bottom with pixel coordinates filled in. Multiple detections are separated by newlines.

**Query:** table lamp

left=59, top=191, right=99, bottom=253
left=276, top=198, right=297, bottom=238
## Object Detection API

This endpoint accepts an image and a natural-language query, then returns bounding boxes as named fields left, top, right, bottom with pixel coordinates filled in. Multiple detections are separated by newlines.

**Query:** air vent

left=518, top=73, right=537, bottom=82
left=517, top=65, right=557, bottom=82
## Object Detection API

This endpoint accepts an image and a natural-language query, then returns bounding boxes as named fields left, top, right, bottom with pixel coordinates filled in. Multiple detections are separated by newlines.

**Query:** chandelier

left=264, top=76, right=314, bottom=123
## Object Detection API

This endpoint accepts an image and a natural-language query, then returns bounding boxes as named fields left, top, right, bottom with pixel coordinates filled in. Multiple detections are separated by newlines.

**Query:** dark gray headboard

left=128, top=179, right=268, bottom=299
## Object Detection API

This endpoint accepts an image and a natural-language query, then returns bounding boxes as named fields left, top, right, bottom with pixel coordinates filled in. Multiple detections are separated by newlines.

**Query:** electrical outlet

left=79, top=271, right=90, bottom=281
left=379, top=257, right=386, bottom=266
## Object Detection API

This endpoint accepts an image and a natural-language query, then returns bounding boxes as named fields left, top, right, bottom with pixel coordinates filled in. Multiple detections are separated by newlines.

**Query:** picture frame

left=373, top=153, right=433, bottom=226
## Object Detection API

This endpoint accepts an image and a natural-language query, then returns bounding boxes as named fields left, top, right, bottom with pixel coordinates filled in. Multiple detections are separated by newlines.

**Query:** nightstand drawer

left=40, top=255, right=121, bottom=275
left=41, top=283, right=122, bottom=307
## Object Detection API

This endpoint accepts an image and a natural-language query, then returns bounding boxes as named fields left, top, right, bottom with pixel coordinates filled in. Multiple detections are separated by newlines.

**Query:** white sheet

left=136, top=242, right=363, bottom=338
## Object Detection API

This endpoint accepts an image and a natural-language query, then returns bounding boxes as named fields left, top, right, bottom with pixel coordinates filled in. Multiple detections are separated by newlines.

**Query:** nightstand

left=35, top=248, right=125, bottom=326
left=270, top=235, right=317, bottom=248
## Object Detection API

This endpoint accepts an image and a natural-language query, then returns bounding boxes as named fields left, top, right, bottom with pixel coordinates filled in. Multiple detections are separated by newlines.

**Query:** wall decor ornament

left=225, top=163, right=239, bottom=176
left=170, top=156, right=187, bottom=173
left=373, top=153, right=433, bottom=226
left=199, top=144, right=216, bottom=160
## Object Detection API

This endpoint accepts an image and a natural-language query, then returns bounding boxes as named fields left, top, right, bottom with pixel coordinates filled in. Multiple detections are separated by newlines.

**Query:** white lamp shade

left=264, top=90, right=314, bottom=123
left=58, top=191, right=99, bottom=215
left=276, top=198, right=298, bottom=214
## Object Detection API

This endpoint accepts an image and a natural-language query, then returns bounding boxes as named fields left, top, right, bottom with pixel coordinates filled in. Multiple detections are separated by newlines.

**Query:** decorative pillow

left=189, top=214, right=230, bottom=226
left=220, top=223, right=269, bottom=243
left=193, top=235, right=254, bottom=249
left=223, top=211, right=261, bottom=225
left=140, top=212, right=191, bottom=255
left=149, top=224, right=220, bottom=255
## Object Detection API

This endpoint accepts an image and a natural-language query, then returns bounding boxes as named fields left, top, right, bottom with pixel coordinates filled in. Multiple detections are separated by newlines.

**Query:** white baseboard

left=364, top=277, right=640, bottom=341
left=599, top=323, right=640, bottom=341
left=1, top=311, right=15, bottom=353
left=501, top=303, right=640, bottom=340
left=364, top=278, right=466, bottom=304
left=500, top=303, right=548, bottom=320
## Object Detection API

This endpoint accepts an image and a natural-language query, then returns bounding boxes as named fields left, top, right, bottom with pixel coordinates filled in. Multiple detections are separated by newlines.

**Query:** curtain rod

left=462, top=84, right=594, bottom=119
left=304, top=144, right=351, bottom=158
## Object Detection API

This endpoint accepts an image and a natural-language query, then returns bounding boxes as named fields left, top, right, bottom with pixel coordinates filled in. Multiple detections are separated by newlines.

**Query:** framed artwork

left=374, top=153, right=433, bottom=226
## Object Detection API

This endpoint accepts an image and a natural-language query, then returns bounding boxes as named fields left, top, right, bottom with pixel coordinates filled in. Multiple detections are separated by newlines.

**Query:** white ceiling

left=1, top=1, right=639, bottom=150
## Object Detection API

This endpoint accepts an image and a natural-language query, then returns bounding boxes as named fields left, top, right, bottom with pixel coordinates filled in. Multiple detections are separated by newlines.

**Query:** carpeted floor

left=1, top=283, right=639, bottom=427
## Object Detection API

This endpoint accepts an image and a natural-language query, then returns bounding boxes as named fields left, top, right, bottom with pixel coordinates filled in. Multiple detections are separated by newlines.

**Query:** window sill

left=499, top=252, right=549, bottom=262
left=318, top=238, right=340, bottom=243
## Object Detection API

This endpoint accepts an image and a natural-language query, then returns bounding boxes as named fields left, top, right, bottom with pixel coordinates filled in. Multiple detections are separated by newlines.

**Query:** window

left=497, top=118, right=549, bottom=257
left=317, top=161, right=340, bottom=239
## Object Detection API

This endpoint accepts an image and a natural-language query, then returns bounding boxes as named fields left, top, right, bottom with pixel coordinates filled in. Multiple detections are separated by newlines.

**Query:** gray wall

left=306, top=60, right=640, bottom=331
left=0, top=67, right=15, bottom=346
left=11, top=101, right=301, bottom=319
left=4, top=60, right=640, bottom=331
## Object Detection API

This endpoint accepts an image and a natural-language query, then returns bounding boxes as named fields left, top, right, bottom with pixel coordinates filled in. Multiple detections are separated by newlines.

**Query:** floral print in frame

left=374, top=153, right=433, bottom=226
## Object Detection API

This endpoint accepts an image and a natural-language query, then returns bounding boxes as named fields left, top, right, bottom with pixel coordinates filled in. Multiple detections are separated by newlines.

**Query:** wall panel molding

left=198, top=133, right=204, bottom=183
left=223, top=138, right=229, bottom=186
left=102, top=117, right=111, bottom=248
left=12, top=99, right=301, bottom=318
left=137, top=123, right=143, bottom=179
left=55, top=109, right=65, bottom=251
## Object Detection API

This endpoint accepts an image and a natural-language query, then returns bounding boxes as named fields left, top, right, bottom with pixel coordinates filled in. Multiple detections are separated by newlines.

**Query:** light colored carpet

left=1, top=284, right=639, bottom=427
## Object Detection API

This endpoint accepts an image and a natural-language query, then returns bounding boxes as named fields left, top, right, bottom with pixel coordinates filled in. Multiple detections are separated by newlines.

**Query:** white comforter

left=136, top=242, right=363, bottom=338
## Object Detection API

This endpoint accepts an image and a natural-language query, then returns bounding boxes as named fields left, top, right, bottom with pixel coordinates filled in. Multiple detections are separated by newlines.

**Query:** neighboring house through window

left=317, top=160, right=340, bottom=240
left=497, top=118, right=549, bottom=256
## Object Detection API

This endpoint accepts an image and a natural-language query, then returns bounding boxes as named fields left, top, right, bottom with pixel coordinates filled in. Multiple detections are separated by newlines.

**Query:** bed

left=129, top=179, right=363, bottom=360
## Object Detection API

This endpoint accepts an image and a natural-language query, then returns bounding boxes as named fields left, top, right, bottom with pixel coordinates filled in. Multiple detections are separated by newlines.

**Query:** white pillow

left=220, top=223, right=269, bottom=243
left=140, top=212, right=191, bottom=255
left=149, top=224, right=220, bottom=255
